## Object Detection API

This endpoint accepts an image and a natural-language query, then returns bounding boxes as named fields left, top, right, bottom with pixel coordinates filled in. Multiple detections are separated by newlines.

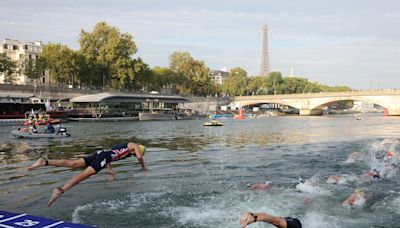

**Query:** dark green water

left=1, top=114, right=400, bottom=227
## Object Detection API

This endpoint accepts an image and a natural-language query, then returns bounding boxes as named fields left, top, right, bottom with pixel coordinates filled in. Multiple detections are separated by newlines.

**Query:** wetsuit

left=284, top=217, right=302, bottom=228
left=83, top=143, right=134, bottom=173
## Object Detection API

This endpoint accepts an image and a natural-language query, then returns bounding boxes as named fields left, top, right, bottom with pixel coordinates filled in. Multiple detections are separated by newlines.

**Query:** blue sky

left=1, top=0, right=400, bottom=89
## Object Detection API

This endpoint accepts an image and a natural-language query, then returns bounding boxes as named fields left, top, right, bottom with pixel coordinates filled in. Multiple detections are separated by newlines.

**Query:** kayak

left=11, top=129, right=70, bottom=139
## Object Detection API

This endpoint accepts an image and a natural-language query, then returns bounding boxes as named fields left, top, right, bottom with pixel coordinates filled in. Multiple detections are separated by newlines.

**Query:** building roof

left=70, top=93, right=188, bottom=103
left=0, top=92, right=35, bottom=99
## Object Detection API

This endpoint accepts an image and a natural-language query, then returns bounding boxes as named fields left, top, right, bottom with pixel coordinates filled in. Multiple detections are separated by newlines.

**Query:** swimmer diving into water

left=27, top=142, right=147, bottom=207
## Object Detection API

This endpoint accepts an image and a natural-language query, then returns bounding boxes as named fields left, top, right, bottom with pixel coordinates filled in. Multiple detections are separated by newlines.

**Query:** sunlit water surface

left=1, top=113, right=400, bottom=227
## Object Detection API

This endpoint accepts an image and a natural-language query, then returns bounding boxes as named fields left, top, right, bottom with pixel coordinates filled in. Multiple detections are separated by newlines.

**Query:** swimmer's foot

left=48, top=188, right=63, bottom=207
left=27, top=158, right=47, bottom=171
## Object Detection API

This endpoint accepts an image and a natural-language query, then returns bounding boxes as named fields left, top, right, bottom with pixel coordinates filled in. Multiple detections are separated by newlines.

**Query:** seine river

left=1, top=114, right=400, bottom=227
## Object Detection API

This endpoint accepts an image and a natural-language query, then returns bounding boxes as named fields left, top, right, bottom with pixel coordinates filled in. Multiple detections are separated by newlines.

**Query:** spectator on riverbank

left=240, top=211, right=302, bottom=228
left=27, top=142, right=147, bottom=207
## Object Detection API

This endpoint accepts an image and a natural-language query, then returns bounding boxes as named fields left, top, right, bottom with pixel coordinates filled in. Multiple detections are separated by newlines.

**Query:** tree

left=266, top=72, right=284, bottom=95
left=221, top=67, right=248, bottom=96
left=0, top=53, right=17, bottom=83
left=150, top=66, right=181, bottom=93
left=40, top=43, right=86, bottom=87
left=24, top=57, right=46, bottom=82
left=168, top=51, right=212, bottom=96
left=128, top=58, right=151, bottom=91
left=79, top=22, right=137, bottom=90
left=282, top=77, right=309, bottom=94
left=247, top=76, right=267, bottom=95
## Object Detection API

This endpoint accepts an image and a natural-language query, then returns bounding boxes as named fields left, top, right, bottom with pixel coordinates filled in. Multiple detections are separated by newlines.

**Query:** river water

left=1, top=114, right=400, bottom=228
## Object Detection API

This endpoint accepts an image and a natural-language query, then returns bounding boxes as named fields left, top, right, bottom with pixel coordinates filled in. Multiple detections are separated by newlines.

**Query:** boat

left=68, top=116, right=139, bottom=122
left=233, top=107, right=245, bottom=120
left=0, top=93, right=68, bottom=125
left=23, top=118, right=61, bottom=126
left=138, top=108, right=177, bottom=121
left=203, top=120, right=223, bottom=126
left=11, top=128, right=70, bottom=139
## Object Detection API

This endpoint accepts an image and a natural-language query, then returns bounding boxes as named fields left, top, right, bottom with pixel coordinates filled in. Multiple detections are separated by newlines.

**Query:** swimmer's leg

left=48, top=166, right=96, bottom=207
left=28, top=158, right=86, bottom=170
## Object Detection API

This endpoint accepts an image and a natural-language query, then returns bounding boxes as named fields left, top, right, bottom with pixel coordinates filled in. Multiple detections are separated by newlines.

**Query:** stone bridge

left=233, top=90, right=400, bottom=116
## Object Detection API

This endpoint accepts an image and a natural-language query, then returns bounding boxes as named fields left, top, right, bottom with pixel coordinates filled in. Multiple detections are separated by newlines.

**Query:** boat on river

left=203, top=120, right=223, bottom=127
left=68, top=116, right=138, bottom=122
left=139, top=108, right=177, bottom=121
left=11, top=128, right=70, bottom=139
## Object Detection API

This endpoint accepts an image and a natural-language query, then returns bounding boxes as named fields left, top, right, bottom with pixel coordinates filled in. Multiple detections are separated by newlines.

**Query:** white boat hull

left=11, top=130, right=70, bottom=139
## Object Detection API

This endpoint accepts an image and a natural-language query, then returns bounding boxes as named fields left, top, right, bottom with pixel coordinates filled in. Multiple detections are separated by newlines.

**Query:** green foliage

left=40, top=43, right=84, bottom=86
left=0, top=53, right=17, bottom=83
left=168, top=51, right=212, bottom=96
left=221, top=67, right=248, bottom=96
left=79, top=22, right=137, bottom=90
left=265, top=72, right=284, bottom=95
left=244, top=72, right=352, bottom=96
left=247, top=76, right=267, bottom=95
left=24, top=57, right=45, bottom=81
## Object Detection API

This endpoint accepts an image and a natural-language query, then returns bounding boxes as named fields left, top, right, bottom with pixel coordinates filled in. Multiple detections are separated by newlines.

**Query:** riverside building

left=0, top=38, right=50, bottom=85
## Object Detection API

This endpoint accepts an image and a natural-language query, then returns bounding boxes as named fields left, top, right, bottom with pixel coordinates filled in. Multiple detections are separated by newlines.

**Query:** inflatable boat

left=11, top=128, right=70, bottom=139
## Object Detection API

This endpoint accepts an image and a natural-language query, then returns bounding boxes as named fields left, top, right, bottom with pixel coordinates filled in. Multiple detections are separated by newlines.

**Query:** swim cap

left=139, top=145, right=146, bottom=156
left=387, top=151, right=394, bottom=158
left=355, top=189, right=364, bottom=196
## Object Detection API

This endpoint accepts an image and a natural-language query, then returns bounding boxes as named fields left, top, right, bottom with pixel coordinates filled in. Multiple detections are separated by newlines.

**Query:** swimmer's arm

left=106, top=163, right=115, bottom=181
left=133, top=144, right=147, bottom=172
left=240, top=212, right=287, bottom=228
left=253, top=212, right=287, bottom=228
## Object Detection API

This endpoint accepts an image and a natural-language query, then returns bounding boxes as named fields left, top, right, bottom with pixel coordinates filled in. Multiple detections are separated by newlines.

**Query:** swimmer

left=250, top=181, right=272, bottom=191
left=326, top=175, right=344, bottom=184
left=27, top=142, right=147, bottom=207
left=364, top=168, right=381, bottom=180
left=344, top=151, right=362, bottom=163
left=240, top=211, right=302, bottom=228
left=342, top=189, right=366, bottom=207
left=384, top=151, right=396, bottom=161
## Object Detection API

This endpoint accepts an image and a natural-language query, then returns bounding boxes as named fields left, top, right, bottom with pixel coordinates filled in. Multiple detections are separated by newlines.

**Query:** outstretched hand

left=142, top=167, right=148, bottom=176
left=240, top=212, right=256, bottom=228
left=107, top=172, right=115, bottom=181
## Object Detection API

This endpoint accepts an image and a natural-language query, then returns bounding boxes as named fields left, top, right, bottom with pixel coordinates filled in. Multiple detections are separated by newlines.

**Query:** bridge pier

left=299, top=109, right=323, bottom=116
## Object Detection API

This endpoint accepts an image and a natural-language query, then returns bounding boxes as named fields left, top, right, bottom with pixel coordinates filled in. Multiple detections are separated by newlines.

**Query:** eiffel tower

left=260, top=22, right=270, bottom=76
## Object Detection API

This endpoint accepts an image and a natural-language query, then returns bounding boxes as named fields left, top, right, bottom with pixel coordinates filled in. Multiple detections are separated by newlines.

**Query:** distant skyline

left=1, top=0, right=400, bottom=89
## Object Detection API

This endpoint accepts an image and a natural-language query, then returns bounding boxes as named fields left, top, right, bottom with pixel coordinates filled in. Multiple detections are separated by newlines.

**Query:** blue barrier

left=0, top=210, right=93, bottom=228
